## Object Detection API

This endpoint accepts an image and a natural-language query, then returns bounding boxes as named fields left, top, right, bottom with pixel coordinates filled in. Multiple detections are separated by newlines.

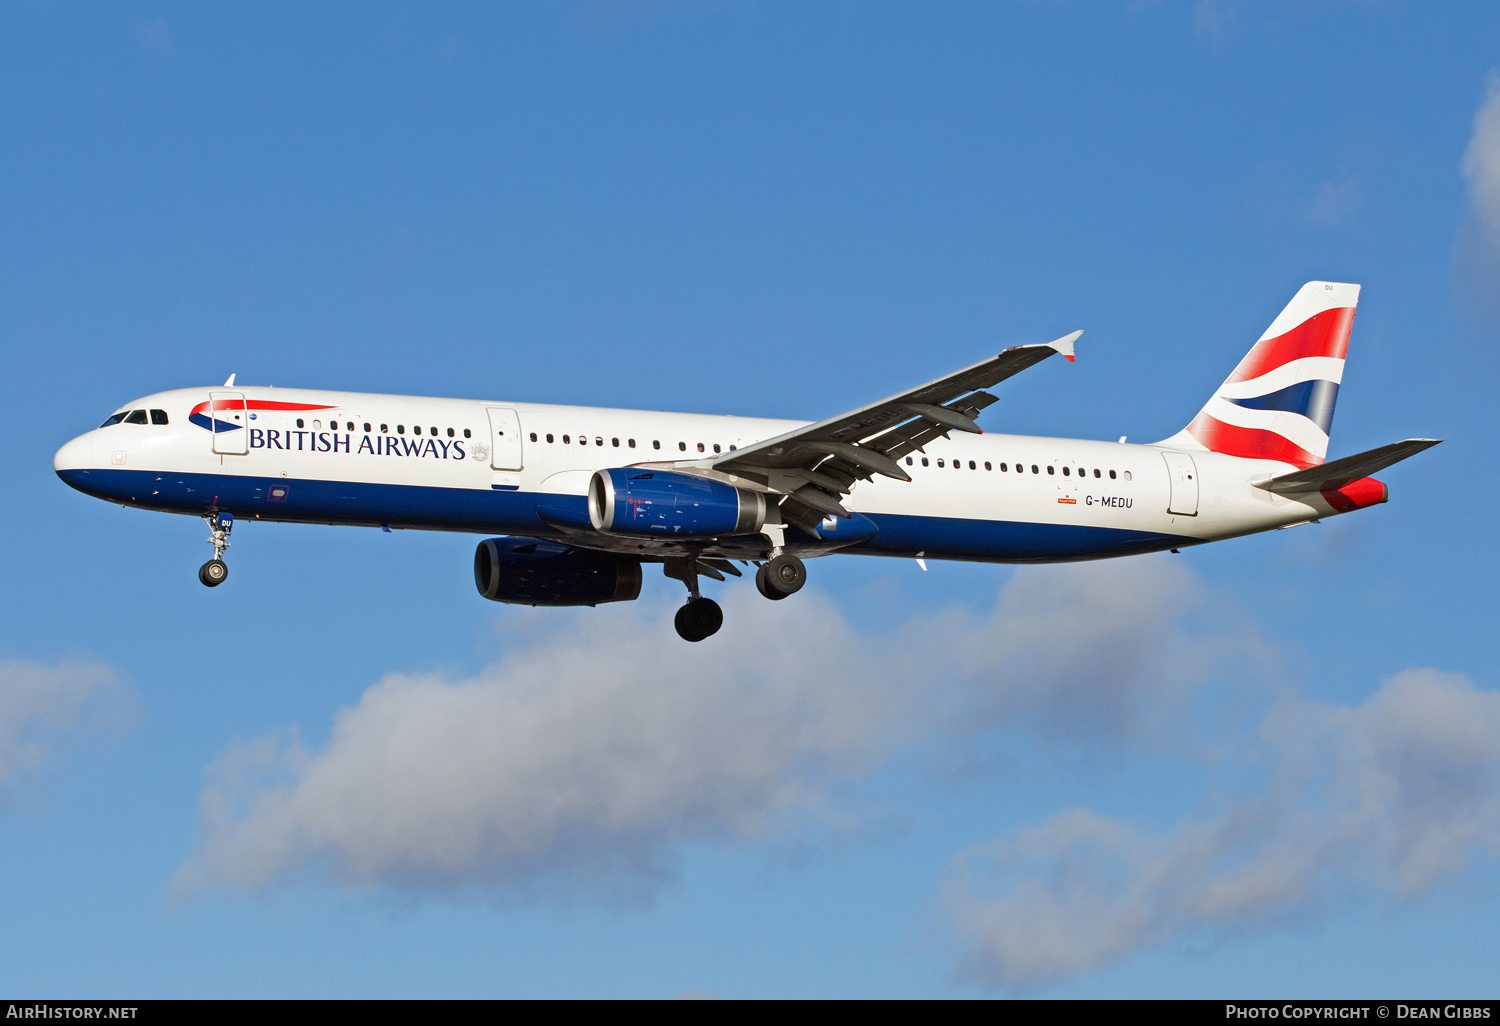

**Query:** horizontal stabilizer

left=1256, top=438, right=1441, bottom=494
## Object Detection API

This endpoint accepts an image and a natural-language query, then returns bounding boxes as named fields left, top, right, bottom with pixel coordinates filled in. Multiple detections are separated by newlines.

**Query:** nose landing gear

left=199, top=511, right=233, bottom=588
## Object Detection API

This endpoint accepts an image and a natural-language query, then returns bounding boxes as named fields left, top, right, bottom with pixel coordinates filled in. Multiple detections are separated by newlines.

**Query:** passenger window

left=969, top=460, right=976, bottom=470
left=937, top=459, right=945, bottom=468
left=906, top=457, right=914, bottom=465
left=653, top=440, right=661, bottom=450
left=1047, top=465, right=1054, bottom=475
left=1031, top=465, right=1039, bottom=474
left=713, top=444, right=721, bottom=454
left=697, top=443, right=705, bottom=452
left=921, top=458, right=929, bottom=467
left=100, top=412, right=129, bottom=427
left=984, top=462, right=991, bottom=471
left=125, top=410, right=148, bottom=424
left=397, top=425, right=405, bottom=434
left=1062, top=467, right=1070, bottom=476
left=628, top=439, right=636, bottom=448
left=364, top=423, right=371, bottom=432
left=1109, top=470, right=1116, bottom=480
left=579, top=435, right=587, bottom=444
left=529, top=433, right=537, bottom=442
left=595, top=437, right=603, bottom=446
left=313, top=420, right=323, bottom=430
left=1123, top=471, right=1133, bottom=481
left=954, top=461, right=960, bottom=470
left=463, top=429, right=471, bottom=438
left=546, top=434, right=554, bottom=443
left=296, top=418, right=305, bottom=428
left=612, top=438, right=620, bottom=447
left=380, top=424, right=388, bottom=433
left=150, top=409, right=169, bottom=425
left=729, top=445, right=736, bottom=451
left=562, top=435, right=570, bottom=444
left=447, top=428, right=454, bottom=437
left=999, top=463, right=1006, bottom=472
left=679, top=442, right=686, bottom=452
left=1094, top=469, right=1101, bottom=478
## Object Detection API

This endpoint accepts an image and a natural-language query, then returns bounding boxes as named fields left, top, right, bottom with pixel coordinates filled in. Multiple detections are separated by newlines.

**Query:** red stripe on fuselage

left=1185, top=412, right=1321, bottom=468
left=190, top=400, right=338, bottom=416
left=1228, top=307, right=1355, bottom=383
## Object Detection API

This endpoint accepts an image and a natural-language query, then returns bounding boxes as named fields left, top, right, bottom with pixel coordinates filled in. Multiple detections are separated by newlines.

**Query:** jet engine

left=588, top=469, right=766, bottom=537
left=473, top=537, right=642, bottom=607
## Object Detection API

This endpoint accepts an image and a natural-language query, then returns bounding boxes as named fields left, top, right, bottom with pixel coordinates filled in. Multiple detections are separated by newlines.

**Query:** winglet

left=223, top=373, right=236, bottom=387
left=1048, top=330, right=1083, bottom=363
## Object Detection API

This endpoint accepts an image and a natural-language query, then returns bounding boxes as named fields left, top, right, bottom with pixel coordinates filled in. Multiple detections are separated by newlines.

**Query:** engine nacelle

left=589, top=469, right=766, bottom=537
left=473, top=537, right=642, bottom=607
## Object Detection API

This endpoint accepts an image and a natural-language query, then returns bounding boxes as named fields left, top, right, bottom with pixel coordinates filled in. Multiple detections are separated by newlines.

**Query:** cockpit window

left=150, top=409, right=169, bottom=425
left=100, top=412, right=129, bottom=428
left=124, top=410, right=149, bottom=425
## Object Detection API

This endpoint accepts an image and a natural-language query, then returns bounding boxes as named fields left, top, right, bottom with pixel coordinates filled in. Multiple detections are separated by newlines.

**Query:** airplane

left=54, top=281, right=1438, bottom=642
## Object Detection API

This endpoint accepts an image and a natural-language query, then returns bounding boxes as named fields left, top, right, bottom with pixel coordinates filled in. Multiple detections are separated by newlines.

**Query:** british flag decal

left=1164, top=281, right=1359, bottom=468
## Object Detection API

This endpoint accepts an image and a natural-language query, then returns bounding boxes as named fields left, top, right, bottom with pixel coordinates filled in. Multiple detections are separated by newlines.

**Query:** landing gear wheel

left=674, top=597, right=723, bottom=642
left=199, top=559, right=228, bottom=588
left=760, top=553, right=805, bottom=599
left=755, top=565, right=789, bottom=600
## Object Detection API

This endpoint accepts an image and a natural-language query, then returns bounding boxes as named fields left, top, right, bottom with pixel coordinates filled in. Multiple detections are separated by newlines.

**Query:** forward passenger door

left=208, top=391, right=248, bottom=455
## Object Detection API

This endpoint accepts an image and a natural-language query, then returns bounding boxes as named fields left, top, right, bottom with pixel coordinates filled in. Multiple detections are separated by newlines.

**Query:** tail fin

left=1159, top=281, right=1360, bottom=467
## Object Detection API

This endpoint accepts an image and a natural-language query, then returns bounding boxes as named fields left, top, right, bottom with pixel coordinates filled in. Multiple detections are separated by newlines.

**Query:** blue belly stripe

left=56, top=468, right=1191, bottom=563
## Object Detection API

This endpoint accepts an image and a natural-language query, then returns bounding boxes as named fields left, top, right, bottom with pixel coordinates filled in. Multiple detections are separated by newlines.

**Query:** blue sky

left=3, top=1, right=1499, bottom=998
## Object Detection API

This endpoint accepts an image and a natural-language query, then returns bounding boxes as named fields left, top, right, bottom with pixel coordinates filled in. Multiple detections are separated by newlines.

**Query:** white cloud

left=948, top=558, right=1259, bottom=744
left=173, top=589, right=902, bottom=900
left=175, top=555, right=1500, bottom=986
left=177, top=558, right=1236, bottom=900
left=1462, top=72, right=1500, bottom=247
left=939, top=668, right=1500, bottom=989
left=0, top=658, right=132, bottom=802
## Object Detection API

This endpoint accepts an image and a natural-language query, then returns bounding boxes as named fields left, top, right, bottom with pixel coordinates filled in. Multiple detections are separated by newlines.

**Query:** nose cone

left=54, top=433, right=95, bottom=474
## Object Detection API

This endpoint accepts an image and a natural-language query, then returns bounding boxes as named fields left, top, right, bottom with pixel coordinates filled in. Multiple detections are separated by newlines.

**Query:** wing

left=644, top=331, right=1082, bottom=536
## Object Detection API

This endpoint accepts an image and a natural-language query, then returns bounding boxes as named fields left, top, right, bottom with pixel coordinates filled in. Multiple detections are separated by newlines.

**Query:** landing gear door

left=209, top=391, right=249, bottom=455
left=486, top=408, right=523, bottom=471
left=1162, top=451, right=1199, bottom=516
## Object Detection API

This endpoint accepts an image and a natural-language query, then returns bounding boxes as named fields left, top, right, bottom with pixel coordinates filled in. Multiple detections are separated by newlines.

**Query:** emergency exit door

left=486, top=408, right=523, bottom=471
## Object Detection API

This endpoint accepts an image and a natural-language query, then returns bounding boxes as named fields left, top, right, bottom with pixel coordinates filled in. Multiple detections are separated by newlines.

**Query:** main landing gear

left=199, top=511, right=233, bottom=588
left=754, top=553, right=805, bottom=601
left=664, top=556, right=725, bottom=642
left=662, top=551, right=806, bottom=642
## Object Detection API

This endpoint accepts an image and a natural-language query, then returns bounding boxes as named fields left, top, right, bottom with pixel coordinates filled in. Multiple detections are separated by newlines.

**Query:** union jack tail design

left=1159, top=281, right=1360, bottom=467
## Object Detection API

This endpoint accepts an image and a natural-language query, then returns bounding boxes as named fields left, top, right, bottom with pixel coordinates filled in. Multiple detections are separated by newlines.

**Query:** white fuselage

left=54, top=385, right=1342, bottom=564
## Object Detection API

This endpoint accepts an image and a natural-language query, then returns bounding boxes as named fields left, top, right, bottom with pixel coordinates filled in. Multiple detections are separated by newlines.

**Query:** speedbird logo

left=189, top=399, right=334, bottom=433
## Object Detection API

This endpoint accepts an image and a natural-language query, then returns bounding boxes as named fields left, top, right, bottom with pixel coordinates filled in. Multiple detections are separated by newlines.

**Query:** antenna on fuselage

left=223, top=373, right=236, bottom=387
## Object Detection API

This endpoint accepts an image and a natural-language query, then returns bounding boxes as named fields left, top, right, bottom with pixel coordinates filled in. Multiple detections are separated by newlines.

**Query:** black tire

left=764, top=553, right=805, bottom=597
left=674, top=597, right=723, bottom=642
left=199, top=559, right=228, bottom=588
left=755, top=564, right=789, bottom=601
